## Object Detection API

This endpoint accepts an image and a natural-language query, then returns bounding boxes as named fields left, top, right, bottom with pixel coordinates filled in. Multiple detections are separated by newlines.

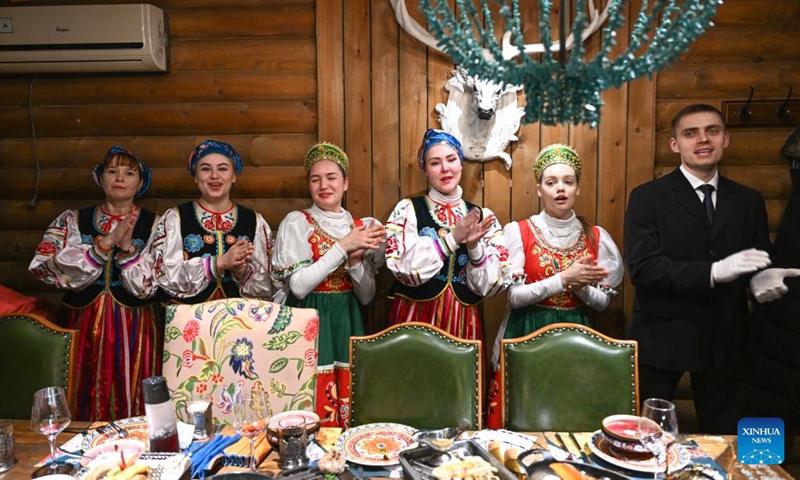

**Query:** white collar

left=679, top=165, right=719, bottom=191
left=428, top=185, right=463, bottom=204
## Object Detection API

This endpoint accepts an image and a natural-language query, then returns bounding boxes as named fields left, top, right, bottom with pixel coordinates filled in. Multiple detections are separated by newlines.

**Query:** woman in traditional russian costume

left=149, top=140, right=274, bottom=302
left=29, top=146, right=161, bottom=421
left=272, top=142, right=386, bottom=427
left=501, top=143, right=623, bottom=335
left=485, top=143, right=624, bottom=427
left=385, top=129, right=510, bottom=341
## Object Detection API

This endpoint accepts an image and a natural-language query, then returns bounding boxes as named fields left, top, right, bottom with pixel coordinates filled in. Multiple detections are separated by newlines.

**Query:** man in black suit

left=624, top=104, right=799, bottom=434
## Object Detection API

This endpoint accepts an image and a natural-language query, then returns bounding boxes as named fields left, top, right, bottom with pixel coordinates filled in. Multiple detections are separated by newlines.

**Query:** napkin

left=223, top=431, right=271, bottom=467
left=189, top=433, right=242, bottom=479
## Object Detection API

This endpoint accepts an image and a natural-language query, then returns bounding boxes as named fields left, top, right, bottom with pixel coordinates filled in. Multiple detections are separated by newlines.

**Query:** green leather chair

left=0, top=313, right=78, bottom=419
left=350, top=322, right=482, bottom=429
left=501, top=323, right=638, bottom=432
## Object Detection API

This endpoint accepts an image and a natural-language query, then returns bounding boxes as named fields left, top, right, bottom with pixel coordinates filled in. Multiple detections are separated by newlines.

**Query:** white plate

left=81, top=417, right=149, bottom=451
left=587, top=430, right=690, bottom=474
left=469, top=429, right=538, bottom=451
left=336, top=423, right=415, bottom=466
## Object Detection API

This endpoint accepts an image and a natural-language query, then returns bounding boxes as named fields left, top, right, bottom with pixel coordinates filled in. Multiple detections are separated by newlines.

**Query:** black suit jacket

left=624, top=168, right=771, bottom=373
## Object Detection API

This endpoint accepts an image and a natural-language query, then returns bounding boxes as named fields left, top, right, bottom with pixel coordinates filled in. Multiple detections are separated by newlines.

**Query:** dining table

left=0, top=419, right=792, bottom=480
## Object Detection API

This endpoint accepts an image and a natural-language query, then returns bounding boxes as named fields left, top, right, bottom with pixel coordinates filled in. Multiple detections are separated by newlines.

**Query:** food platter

left=336, top=423, right=415, bottom=466
left=588, top=430, right=690, bottom=474
left=81, top=417, right=150, bottom=451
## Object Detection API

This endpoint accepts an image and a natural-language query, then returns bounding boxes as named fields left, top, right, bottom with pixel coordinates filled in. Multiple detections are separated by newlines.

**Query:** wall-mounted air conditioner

left=0, top=4, right=168, bottom=73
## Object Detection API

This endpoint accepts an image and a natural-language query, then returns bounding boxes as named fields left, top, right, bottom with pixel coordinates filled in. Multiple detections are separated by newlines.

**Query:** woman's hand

left=453, top=209, right=495, bottom=249
left=342, top=223, right=386, bottom=267
left=560, top=255, right=609, bottom=289
left=101, top=209, right=139, bottom=252
left=217, top=239, right=254, bottom=277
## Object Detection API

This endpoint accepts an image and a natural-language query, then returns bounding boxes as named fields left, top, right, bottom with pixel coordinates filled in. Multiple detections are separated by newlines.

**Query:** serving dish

left=398, top=439, right=516, bottom=480
left=517, top=449, right=633, bottom=480
left=81, top=417, right=149, bottom=451
left=588, top=431, right=690, bottom=474
left=601, top=414, right=660, bottom=443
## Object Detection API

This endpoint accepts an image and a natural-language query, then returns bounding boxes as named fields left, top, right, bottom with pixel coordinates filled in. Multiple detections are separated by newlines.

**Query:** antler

left=390, top=0, right=610, bottom=61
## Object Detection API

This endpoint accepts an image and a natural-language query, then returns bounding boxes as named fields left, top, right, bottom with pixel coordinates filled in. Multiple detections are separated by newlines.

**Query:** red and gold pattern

left=522, top=219, right=598, bottom=310
left=302, top=212, right=357, bottom=294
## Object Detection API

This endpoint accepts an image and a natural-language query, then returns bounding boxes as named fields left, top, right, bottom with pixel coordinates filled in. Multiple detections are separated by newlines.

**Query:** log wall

left=1, top=0, right=798, bottom=350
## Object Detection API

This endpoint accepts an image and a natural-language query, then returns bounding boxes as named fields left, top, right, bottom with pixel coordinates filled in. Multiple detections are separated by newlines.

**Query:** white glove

left=750, top=268, right=800, bottom=303
left=711, top=248, right=771, bottom=284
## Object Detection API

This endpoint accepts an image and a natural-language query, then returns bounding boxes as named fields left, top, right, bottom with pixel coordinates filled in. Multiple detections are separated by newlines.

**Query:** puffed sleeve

left=573, top=226, right=624, bottom=311
left=464, top=207, right=509, bottom=298
left=272, top=211, right=347, bottom=301
left=29, top=209, right=106, bottom=291
left=119, top=214, right=161, bottom=299
left=504, top=220, right=566, bottom=309
left=385, top=199, right=450, bottom=287
left=236, top=212, right=274, bottom=299
left=151, top=207, right=218, bottom=299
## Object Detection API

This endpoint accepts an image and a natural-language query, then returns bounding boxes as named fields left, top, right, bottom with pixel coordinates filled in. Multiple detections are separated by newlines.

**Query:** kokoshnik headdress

left=533, top=143, right=582, bottom=182
left=304, top=142, right=349, bottom=175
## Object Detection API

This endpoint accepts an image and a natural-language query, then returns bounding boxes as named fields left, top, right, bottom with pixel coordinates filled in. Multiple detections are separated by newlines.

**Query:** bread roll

left=488, top=440, right=504, bottom=463
left=504, top=446, right=524, bottom=474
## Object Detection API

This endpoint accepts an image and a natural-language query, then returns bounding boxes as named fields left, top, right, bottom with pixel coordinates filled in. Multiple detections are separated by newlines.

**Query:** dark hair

left=670, top=104, right=726, bottom=138
left=102, top=152, right=141, bottom=175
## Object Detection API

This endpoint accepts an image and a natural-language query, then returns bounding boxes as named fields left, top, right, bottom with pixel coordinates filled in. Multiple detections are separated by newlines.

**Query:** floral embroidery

left=184, top=234, right=204, bottom=253
left=237, top=235, right=251, bottom=243
left=497, top=244, right=509, bottom=262
left=458, top=254, right=468, bottom=266
left=303, top=349, right=317, bottom=367
left=36, top=241, right=57, bottom=256
left=385, top=235, right=399, bottom=257
left=81, top=234, right=94, bottom=245
left=304, top=317, right=319, bottom=342
left=420, top=226, right=438, bottom=240
left=230, top=337, right=257, bottom=380
left=211, top=373, right=224, bottom=384
left=182, top=350, right=195, bottom=368
left=225, top=234, right=236, bottom=245
left=195, top=383, right=208, bottom=394
left=131, top=238, right=145, bottom=252
left=203, top=234, right=215, bottom=244
left=183, top=319, right=200, bottom=342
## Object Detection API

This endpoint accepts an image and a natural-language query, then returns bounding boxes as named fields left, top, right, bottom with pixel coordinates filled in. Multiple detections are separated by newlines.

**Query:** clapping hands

left=453, top=208, right=496, bottom=249
left=340, top=222, right=386, bottom=266
left=218, top=238, right=254, bottom=278
left=99, top=208, right=139, bottom=253
left=560, top=255, right=609, bottom=290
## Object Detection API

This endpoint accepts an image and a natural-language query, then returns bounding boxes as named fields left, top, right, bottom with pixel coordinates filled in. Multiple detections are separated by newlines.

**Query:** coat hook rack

left=777, top=85, right=794, bottom=120
left=723, top=85, right=800, bottom=127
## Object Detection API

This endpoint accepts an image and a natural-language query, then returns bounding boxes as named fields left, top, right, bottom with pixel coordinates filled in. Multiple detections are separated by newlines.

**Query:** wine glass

left=30, top=386, right=74, bottom=478
left=640, top=398, right=679, bottom=479
left=233, top=386, right=270, bottom=472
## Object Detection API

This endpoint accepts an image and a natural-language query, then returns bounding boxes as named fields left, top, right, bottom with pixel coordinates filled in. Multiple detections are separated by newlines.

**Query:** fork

left=105, top=421, right=129, bottom=438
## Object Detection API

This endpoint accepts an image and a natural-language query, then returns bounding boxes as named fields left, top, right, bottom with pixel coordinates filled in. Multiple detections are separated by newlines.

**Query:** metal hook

left=777, top=84, right=794, bottom=119
left=739, top=85, right=755, bottom=122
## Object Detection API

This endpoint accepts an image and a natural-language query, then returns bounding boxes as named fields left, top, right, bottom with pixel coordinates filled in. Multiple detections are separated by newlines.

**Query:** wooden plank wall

left=1, top=0, right=798, bottom=354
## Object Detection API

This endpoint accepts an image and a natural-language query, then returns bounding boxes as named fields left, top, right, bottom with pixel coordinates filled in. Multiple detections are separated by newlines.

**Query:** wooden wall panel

left=3, top=0, right=798, bottom=346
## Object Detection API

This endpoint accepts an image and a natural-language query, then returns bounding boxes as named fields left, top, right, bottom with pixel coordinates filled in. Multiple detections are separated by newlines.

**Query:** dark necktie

left=698, top=184, right=715, bottom=224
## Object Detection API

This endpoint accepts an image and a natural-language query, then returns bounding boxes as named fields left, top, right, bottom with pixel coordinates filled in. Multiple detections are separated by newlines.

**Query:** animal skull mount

left=435, top=67, right=524, bottom=170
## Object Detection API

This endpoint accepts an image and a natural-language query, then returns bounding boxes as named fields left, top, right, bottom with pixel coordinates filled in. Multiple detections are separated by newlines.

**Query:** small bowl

left=81, top=439, right=146, bottom=467
left=601, top=414, right=661, bottom=443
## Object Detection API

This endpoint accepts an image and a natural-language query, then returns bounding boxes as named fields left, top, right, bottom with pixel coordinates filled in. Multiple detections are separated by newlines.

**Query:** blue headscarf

left=92, top=146, right=152, bottom=197
left=417, top=129, right=464, bottom=169
left=188, top=140, right=243, bottom=176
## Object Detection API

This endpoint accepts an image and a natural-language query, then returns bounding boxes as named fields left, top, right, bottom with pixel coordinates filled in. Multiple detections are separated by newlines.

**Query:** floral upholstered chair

left=163, top=298, right=319, bottom=425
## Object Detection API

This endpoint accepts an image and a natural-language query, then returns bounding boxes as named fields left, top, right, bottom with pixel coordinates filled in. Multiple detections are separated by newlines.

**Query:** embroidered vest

left=391, top=196, right=484, bottom=306
left=171, top=201, right=257, bottom=304
left=519, top=219, right=599, bottom=310
left=302, top=211, right=364, bottom=294
left=62, top=206, right=156, bottom=308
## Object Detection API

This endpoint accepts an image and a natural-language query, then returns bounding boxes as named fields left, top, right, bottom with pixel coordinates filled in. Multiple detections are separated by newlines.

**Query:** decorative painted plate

left=336, top=423, right=415, bottom=466
left=469, top=429, right=537, bottom=451
left=588, top=430, right=690, bottom=474
left=81, top=416, right=150, bottom=451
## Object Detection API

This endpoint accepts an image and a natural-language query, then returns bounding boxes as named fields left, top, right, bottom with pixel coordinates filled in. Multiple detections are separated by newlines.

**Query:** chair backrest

left=163, top=298, right=319, bottom=425
left=350, top=322, right=482, bottom=429
left=0, top=313, right=79, bottom=419
left=501, top=323, right=638, bottom=432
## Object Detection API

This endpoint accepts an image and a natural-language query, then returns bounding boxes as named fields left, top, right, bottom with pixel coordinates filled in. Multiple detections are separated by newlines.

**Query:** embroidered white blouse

left=503, top=210, right=624, bottom=311
left=385, top=186, right=510, bottom=297
left=138, top=203, right=274, bottom=300
left=28, top=207, right=158, bottom=298
left=272, top=204, right=385, bottom=305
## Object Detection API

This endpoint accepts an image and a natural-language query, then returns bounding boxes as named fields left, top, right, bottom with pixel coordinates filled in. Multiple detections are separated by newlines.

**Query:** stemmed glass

left=233, top=386, right=270, bottom=472
left=30, top=386, right=74, bottom=478
left=639, top=398, right=679, bottom=479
